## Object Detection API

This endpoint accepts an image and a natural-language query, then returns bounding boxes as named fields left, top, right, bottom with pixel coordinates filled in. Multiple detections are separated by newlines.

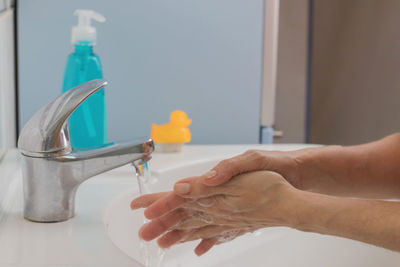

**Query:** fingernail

left=175, top=183, right=191, bottom=195
left=204, top=170, right=217, bottom=179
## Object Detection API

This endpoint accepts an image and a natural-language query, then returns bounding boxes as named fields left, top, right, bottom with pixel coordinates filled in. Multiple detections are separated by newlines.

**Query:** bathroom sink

left=2, top=145, right=399, bottom=266
left=104, top=158, right=400, bottom=267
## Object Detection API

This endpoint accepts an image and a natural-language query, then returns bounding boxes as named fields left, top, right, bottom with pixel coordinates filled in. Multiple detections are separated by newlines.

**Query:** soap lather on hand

left=151, top=110, right=192, bottom=152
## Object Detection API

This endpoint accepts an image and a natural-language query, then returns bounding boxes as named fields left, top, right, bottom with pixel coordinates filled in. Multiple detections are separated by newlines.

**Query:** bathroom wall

left=18, top=0, right=265, bottom=144
left=273, top=0, right=309, bottom=144
left=309, top=0, right=400, bottom=145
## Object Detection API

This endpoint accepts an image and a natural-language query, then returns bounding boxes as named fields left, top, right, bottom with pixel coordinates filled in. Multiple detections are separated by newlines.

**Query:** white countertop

left=0, top=144, right=315, bottom=267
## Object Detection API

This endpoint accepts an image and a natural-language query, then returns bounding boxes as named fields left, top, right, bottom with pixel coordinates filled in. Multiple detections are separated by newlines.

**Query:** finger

left=202, top=150, right=268, bottom=186
left=182, top=225, right=236, bottom=242
left=144, top=192, right=189, bottom=220
left=173, top=176, right=231, bottom=199
left=139, top=208, right=190, bottom=241
left=194, top=230, right=248, bottom=256
left=181, top=195, right=238, bottom=216
left=157, top=229, right=193, bottom=249
left=130, top=192, right=169, bottom=209
left=171, top=211, right=241, bottom=230
left=184, top=228, right=248, bottom=245
left=194, top=238, right=218, bottom=256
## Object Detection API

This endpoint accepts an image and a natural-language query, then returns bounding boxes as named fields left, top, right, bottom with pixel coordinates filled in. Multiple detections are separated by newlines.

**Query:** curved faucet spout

left=62, top=138, right=154, bottom=182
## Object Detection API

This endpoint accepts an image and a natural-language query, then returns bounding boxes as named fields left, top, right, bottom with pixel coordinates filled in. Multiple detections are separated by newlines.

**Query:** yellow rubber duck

left=151, top=110, right=191, bottom=143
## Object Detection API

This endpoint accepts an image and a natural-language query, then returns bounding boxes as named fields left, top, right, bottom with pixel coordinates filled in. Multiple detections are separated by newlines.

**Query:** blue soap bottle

left=62, top=9, right=106, bottom=148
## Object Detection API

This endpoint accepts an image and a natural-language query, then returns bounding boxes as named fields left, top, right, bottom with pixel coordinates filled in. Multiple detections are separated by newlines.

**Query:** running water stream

left=133, top=162, right=166, bottom=267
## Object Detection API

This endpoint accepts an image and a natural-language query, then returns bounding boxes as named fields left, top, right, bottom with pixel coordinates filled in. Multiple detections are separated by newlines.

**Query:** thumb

left=201, top=150, right=268, bottom=186
left=173, top=176, right=232, bottom=199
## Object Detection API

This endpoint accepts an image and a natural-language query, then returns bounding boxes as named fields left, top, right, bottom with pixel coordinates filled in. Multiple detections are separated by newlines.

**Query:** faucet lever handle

left=18, top=79, right=108, bottom=157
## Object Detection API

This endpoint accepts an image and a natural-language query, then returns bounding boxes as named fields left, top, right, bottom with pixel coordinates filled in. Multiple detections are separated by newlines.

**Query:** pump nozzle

left=71, top=9, right=106, bottom=45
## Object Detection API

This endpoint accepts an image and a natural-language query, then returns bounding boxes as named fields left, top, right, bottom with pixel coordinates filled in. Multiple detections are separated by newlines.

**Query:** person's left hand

left=131, top=170, right=303, bottom=256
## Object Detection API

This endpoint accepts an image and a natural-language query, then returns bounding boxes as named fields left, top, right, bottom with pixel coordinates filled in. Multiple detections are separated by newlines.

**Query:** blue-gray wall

left=18, top=0, right=264, bottom=144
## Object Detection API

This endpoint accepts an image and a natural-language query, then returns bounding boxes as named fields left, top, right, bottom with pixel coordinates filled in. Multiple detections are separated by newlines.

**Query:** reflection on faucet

left=18, top=79, right=154, bottom=223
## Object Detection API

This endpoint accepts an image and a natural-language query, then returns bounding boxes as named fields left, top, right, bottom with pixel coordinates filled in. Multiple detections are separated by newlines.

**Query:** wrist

left=291, top=145, right=345, bottom=192
left=285, top=189, right=326, bottom=232
left=278, top=187, right=313, bottom=229
left=289, top=189, right=348, bottom=235
left=289, top=149, right=314, bottom=190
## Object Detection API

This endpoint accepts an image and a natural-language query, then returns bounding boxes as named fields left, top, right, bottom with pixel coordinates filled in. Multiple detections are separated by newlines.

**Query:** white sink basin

left=104, top=159, right=400, bottom=267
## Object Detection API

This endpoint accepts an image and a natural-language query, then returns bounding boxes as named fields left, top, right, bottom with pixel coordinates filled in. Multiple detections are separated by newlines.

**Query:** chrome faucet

left=18, top=79, right=154, bottom=223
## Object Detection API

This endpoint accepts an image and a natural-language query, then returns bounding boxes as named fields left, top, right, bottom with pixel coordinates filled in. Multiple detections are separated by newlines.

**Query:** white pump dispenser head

left=71, top=9, right=106, bottom=45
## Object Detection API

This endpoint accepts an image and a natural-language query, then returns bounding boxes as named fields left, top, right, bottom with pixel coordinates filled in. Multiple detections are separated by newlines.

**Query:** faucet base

left=21, top=156, right=77, bottom=223
left=23, top=215, right=74, bottom=223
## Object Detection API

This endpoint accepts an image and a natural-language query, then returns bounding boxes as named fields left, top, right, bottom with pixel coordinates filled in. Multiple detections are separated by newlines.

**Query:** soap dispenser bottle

left=62, top=9, right=106, bottom=148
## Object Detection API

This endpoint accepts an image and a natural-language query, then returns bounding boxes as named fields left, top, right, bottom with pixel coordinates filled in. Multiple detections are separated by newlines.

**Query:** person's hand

left=131, top=171, right=303, bottom=256
left=195, top=149, right=301, bottom=188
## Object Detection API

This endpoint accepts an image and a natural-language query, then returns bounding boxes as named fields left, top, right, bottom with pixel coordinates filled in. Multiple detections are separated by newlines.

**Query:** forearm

left=294, top=133, right=400, bottom=198
left=293, top=191, right=400, bottom=252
